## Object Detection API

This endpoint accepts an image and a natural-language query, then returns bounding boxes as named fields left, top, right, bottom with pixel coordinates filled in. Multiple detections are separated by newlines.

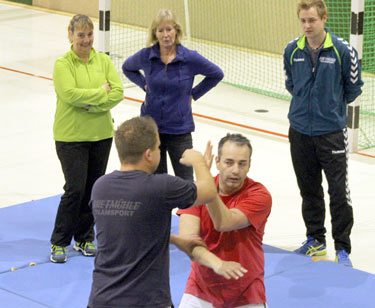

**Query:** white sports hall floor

left=0, top=0, right=374, bottom=280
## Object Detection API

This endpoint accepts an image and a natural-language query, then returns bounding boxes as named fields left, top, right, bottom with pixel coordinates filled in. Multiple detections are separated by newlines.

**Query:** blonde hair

left=147, top=9, right=183, bottom=47
left=68, top=14, right=94, bottom=42
left=297, top=0, right=328, bottom=19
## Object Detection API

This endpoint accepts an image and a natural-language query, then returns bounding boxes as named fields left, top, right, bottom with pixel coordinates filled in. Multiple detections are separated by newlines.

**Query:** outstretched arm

left=179, top=213, right=247, bottom=280
left=170, top=233, right=206, bottom=260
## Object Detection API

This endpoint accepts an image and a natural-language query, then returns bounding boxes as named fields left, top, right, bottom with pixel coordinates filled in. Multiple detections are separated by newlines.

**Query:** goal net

left=325, top=0, right=375, bottom=150
left=106, top=0, right=375, bottom=150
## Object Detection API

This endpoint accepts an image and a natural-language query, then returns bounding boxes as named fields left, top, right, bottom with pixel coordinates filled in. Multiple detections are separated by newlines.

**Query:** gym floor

left=1, top=0, right=374, bottom=281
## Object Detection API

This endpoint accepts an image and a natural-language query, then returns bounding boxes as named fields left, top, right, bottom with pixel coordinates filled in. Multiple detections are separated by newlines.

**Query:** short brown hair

left=297, top=0, right=328, bottom=19
left=147, top=9, right=183, bottom=46
left=115, top=116, right=158, bottom=164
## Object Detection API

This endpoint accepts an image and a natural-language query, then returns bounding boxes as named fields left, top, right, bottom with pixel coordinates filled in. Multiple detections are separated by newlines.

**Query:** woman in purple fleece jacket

left=122, top=9, right=223, bottom=181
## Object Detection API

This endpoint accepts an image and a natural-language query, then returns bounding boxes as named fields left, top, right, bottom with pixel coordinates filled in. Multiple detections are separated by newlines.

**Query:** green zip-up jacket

left=53, top=47, right=124, bottom=142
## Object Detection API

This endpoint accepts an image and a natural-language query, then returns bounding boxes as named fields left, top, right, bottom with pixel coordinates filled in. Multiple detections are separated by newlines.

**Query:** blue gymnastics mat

left=0, top=195, right=374, bottom=308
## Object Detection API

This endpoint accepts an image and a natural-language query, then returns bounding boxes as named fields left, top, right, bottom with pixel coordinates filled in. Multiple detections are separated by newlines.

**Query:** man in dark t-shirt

left=88, top=116, right=217, bottom=308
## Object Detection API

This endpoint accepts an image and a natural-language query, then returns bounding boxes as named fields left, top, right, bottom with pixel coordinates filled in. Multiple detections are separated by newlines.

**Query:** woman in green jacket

left=50, top=14, right=124, bottom=263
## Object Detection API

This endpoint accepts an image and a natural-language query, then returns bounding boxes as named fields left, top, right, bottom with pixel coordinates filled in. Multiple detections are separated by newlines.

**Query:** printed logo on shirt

left=92, top=199, right=142, bottom=217
left=319, top=57, right=336, bottom=64
left=293, top=58, right=305, bottom=62
left=332, top=149, right=345, bottom=154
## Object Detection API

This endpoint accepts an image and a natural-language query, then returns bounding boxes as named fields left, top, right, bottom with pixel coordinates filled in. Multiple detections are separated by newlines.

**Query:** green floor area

left=9, top=0, right=32, bottom=5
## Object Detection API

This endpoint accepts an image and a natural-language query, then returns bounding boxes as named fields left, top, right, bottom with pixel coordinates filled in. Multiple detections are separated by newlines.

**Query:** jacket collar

left=297, top=28, right=334, bottom=50
left=149, top=43, right=185, bottom=62
left=70, top=45, right=96, bottom=63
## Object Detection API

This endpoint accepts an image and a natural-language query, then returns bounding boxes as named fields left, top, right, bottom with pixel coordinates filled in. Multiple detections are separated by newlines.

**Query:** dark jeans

left=51, top=138, right=112, bottom=247
left=289, top=127, right=353, bottom=253
left=155, top=133, right=193, bottom=181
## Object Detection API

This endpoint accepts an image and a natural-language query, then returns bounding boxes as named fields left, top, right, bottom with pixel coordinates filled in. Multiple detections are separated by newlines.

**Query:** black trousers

left=289, top=127, right=353, bottom=253
left=51, top=138, right=112, bottom=247
left=155, top=133, right=193, bottom=181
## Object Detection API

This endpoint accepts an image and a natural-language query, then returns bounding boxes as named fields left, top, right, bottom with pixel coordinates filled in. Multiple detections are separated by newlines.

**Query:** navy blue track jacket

left=284, top=29, right=363, bottom=136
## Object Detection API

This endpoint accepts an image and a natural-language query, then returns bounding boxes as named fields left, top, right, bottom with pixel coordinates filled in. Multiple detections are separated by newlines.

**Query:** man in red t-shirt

left=177, top=133, right=272, bottom=308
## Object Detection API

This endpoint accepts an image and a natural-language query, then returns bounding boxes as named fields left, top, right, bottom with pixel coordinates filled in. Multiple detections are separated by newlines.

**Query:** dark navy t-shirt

left=88, top=170, right=197, bottom=308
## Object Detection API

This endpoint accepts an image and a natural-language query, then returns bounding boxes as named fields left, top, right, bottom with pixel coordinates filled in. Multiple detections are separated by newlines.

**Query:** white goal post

left=347, top=0, right=364, bottom=153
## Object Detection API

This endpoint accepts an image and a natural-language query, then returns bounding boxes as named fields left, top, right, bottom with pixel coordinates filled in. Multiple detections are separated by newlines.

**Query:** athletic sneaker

left=73, top=241, right=96, bottom=256
left=294, top=236, right=327, bottom=256
left=335, top=249, right=353, bottom=267
left=50, top=245, right=67, bottom=263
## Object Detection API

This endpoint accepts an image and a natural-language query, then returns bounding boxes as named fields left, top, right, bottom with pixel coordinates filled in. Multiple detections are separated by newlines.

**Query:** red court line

left=2, top=65, right=374, bottom=158
left=357, top=152, right=375, bottom=158
left=0, top=66, right=53, bottom=81
left=125, top=96, right=288, bottom=138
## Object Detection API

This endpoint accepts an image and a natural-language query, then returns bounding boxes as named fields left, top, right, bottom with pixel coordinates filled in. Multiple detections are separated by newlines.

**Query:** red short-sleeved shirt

left=177, top=175, right=272, bottom=308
